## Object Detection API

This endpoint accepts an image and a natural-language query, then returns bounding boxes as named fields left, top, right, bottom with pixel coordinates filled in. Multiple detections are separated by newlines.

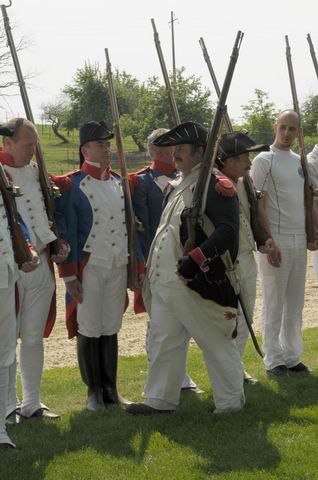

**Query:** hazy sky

left=1, top=0, right=317, bottom=124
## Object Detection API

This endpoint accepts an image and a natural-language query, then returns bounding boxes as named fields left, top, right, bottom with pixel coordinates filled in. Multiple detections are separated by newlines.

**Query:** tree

left=241, top=89, right=277, bottom=144
left=301, top=94, right=318, bottom=136
left=63, top=63, right=109, bottom=130
left=41, top=99, right=70, bottom=143
left=121, top=68, right=214, bottom=151
left=0, top=17, right=33, bottom=112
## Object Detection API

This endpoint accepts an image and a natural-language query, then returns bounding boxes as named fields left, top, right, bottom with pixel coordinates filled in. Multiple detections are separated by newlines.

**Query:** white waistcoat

left=237, top=179, right=255, bottom=255
left=4, top=162, right=56, bottom=250
left=148, top=168, right=199, bottom=284
left=80, top=175, right=128, bottom=268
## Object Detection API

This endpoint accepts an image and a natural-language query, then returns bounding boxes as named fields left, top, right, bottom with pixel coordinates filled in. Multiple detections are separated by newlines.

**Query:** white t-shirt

left=250, top=146, right=305, bottom=235
left=308, top=144, right=318, bottom=185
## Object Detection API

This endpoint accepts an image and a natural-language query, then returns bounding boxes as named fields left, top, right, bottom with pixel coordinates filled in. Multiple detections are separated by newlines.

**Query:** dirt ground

left=43, top=253, right=318, bottom=369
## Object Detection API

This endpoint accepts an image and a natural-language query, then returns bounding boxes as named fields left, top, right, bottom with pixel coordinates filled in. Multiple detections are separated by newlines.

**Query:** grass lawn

left=2, top=328, right=318, bottom=480
left=37, top=125, right=145, bottom=174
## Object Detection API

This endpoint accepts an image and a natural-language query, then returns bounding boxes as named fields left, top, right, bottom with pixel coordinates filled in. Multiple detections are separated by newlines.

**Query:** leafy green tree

left=63, top=63, right=109, bottom=130
left=121, top=68, right=214, bottom=151
left=241, top=89, right=277, bottom=144
left=301, top=94, right=318, bottom=136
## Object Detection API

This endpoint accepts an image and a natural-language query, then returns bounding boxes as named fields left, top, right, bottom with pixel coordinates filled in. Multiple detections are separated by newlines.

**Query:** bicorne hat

left=217, top=132, right=269, bottom=163
left=152, top=121, right=208, bottom=148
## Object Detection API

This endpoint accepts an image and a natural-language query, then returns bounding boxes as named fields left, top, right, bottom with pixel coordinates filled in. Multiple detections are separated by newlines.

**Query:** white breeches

left=236, top=252, right=257, bottom=358
left=144, top=280, right=244, bottom=412
left=77, top=259, right=127, bottom=338
left=258, top=233, right=307, bottom=370
left=16, top=253, right=55, bottom=417
left=0, top=275, right=16, bottom=446
left=0, top=367, right=15, bottom=447
left=0, top=272, right=16, bottom=368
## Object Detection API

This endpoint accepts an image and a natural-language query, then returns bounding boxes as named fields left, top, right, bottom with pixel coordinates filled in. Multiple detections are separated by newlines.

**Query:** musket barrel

left=199, top=36, right=233, bottom=133
left=285, top=34, right=317, bottom=247
left=307, top=34, right=318, bottom=80
left=0, top=2, right=60, bottom=254
left=151, top=18, right=180, bottom=126
left=105, top=48, right=139, bottom=290
left=184, top=30, right=244, bottom=253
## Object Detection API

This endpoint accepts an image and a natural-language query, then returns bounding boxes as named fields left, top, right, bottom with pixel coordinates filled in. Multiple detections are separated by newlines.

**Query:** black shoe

left=181, top=386, right=205, bottom=394
left=266, top=365, right=289, bottom=376
left=244, top=371, right=258, bottom=385
left=288, top=362, right=312, bottom=373
left=126, top=403, right=175, bottom=416
left=6, top=409, right=21, bottom=426
left=20, top=407, right=60, bottom=420
left=0, top=443, right=15, bottom=450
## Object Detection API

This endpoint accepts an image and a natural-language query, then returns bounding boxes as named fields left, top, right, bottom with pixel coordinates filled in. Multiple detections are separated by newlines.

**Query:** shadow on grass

left=2, top=369, right=318, bottom=479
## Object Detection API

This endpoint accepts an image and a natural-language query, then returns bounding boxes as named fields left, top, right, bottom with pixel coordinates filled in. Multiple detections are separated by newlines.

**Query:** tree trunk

left=132, top=134, right=146, bottom=152
left=51, top=124, right=69, bottom=144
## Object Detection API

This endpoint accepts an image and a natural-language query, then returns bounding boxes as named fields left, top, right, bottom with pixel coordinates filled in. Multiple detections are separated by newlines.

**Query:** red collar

left=151, top=160, right=176, bottom=175
left=81, top=161, right=111, bottom=180
left=0, top=148, right=15, bottom=167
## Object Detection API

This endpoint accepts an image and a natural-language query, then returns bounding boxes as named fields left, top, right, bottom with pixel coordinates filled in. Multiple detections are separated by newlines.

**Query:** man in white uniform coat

left=127, top=121, right=245, bottom=415
left=0, top=118, right=68, bottom=420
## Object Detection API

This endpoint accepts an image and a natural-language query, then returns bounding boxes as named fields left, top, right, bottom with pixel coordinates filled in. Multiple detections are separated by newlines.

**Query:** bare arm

left=257, top=193, right=282, bottom=267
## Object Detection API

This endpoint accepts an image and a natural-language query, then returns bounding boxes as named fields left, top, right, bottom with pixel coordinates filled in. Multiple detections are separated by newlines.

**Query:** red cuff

left=189, top=247, right=209, bottom=272
left=58, top=262, right=78, bottom=277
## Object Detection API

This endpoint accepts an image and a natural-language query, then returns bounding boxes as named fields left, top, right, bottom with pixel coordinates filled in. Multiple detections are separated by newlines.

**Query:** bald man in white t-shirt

left=251, top=110, right=310, bottom=376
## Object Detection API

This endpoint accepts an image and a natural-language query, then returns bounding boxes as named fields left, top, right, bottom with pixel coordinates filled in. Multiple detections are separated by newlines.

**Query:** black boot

left=77, top=333, right=104, bottom=411
left=99, top=334, right=130, bottom=406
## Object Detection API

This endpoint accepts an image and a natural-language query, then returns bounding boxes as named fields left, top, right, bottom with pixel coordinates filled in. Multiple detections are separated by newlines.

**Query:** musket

left=0, top=164, right=32, bottom=267
left=307, top=34, right=318, bottom=80
left=105, top=48, right=139, bottom=290
left=184, top=30, right=244, bottom=254
left=1, top=1, right=60, bottom=255
left=199, top=36, right=263, bottom=357
left=151, top=18, right=180, bottom=127
left=285, top=35, right=318, bottom=249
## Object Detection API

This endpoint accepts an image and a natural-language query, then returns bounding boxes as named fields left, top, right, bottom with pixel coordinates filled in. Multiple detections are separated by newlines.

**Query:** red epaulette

left=214, top=171, right=237, bottom=197
left=50, top=170, right=79, bottom=193
left=128, top=166, right=150, bottom=196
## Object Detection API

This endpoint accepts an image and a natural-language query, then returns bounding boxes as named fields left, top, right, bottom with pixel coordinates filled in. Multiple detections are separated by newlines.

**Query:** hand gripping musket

left=151, top=19, right=180, bottom=127
left=0, top=164, right=32, bottom=267
left=285, top=35, right=318, bottom=250
left=105, top=48, right=139, bottom=290
left=307, top=34, right=318, bottom=81
left=199, top=36, right=263, bottom=357
left=1, top=1, right=60, bottom=255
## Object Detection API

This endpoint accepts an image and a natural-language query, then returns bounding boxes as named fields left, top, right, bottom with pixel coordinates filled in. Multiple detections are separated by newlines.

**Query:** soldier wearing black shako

left=127, top=121, right=245, bottom=416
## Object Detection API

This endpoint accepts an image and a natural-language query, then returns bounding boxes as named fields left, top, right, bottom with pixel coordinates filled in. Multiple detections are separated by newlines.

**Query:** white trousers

left=15, top=253, right=55, bottom=417
left=0, top=276, right=16, bottom=447
left=236, top=252, right=257, bottom=359
left=258, top=233, right=307, bottom=370
left=77, top=259, right=127, bottom=338
left=0, top=273, right=16, bottom=369
left=313, top=251, right=318, bottom=280
left=0, top=367, right=15, bottom=447
left=145, top=320, right=197, bottom=390
left=145, top=280, right=245, bottom=412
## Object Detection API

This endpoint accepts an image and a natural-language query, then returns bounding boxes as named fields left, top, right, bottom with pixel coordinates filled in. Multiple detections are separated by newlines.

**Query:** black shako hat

left=152, top=121, right=208, bottom=148
left=79, top=121, right=114, bottom=166
left=217, top=132, right=269, bottom=163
